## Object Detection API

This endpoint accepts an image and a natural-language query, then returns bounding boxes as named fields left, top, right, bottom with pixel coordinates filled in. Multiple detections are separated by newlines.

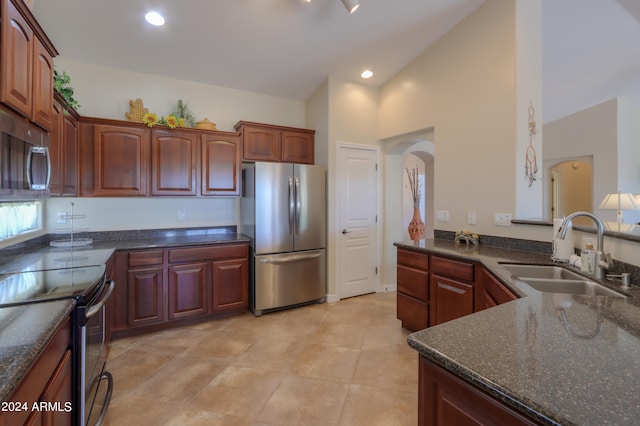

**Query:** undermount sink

left=500, top=264, right=585, bottom=280
left=500, top=263, right=627, bottom=299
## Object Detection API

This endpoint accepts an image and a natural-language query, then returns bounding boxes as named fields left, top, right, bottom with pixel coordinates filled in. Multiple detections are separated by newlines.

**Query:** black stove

left=0, top=247, right=115, bottom=425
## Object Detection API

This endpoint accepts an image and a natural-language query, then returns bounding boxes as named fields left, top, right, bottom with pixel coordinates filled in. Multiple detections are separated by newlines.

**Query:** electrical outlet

left=436, top=210, right=450, bottom=222
left=493, top=212, right=512, bottom=226
left=56, top=212, right=67, bottom=224
left=467, top=211, right=477, bottom=225
left=178, top=209, right=186, bottom=221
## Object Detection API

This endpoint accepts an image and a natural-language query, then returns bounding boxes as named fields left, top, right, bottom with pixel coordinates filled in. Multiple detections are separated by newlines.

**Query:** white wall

left=54, top=59, right=305, bottom=131
left=379, top=0, right=522, bottom=239
left=543, top=99, right=618, bottom=221
left=45, top=59, right=308, bottom=233
left=617, top=95, right=640, bottom=224
left=45, top=197, right=237, bottom=232
left=305, top=78, right=380, bottom=298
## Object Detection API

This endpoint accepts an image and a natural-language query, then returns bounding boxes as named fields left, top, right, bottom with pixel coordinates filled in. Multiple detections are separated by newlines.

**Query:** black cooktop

left=0, top=265, right=106, bottom=307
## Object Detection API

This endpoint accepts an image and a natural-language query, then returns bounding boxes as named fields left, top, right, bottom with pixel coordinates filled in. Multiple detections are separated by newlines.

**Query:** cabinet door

left=211, top=258, right=248, bottom=312
left=48, top=100, right=64, bottom=195
left=475, top=267, right=518, bottom=312
left=201, top=133, right=241, bottom=196
left=168, top=262, right=208, bottom=320
left=31, top=37, right=54, bottom=131
left=61, top=112, right=79, bottom=196
left=40, top=350, right=73, bottom=426
left=128, top=266, right=165, bottom=327
left=281, top=129, right=314, bottom=164
left=242, top=125, right=280, bottom=162
left=0, top=0, right=33, bottom=118
left=429, top=274, right=473, bottom=327
left=93, top=124, right=150, bottom=196
left=419, top=356, right=538, bottom=426
left=151, top=129, right=197, bottom=195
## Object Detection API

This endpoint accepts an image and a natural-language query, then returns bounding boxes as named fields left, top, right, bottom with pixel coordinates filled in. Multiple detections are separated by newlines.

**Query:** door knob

left=342, top=229, right=351, bottom=235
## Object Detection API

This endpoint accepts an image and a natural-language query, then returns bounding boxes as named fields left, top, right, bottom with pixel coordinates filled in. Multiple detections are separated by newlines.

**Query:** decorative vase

left=408, top=207, right=425, bottom=240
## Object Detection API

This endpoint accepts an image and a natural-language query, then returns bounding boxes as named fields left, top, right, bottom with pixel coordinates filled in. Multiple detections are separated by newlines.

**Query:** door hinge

left=375, top=267, right=378, bottom=275
left=375, top=163, right=378, bottom=171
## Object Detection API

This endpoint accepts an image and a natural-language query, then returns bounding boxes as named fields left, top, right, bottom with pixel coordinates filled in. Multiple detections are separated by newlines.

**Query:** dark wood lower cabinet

left=168, top=262, right=208, bottom=320
left=396, top=249, right=429, bottom=331
left=112, top=243, right=248, bottom=338
left=128, top=266, right=165, bottom=328
left=0, top=318, right=72, bottom=426
left=429, top=274, right=473, bottom=326
left=212, top=258, right=248, bottom=312
left=397, top=248, right=520, bottom=331
left=475, top=267, right=518, bottom=312
left=419, top=356, right=538, bottom=426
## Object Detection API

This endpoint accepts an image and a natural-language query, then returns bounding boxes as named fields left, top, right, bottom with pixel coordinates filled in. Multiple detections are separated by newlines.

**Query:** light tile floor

left=103, top=291, right=418, bottom=425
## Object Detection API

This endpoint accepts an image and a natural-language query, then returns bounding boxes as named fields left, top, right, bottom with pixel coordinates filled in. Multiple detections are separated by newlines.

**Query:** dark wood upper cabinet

left=49, top=95, right=79, bottom=196
left=235, top=121, right=315, bottom=164
left=31, top=36, right=54, bottom=130
left=1, top=0, right=33, bottom=118
left=79, top=118, right=241, bottom=198
left=201, top=132, right=241, bottom=197
left=151, top=129, right=197, bottom=196
left=238, top=123, right=280, bottom=162
left=92, top=123, right=150, bottom=196
left=0, top=0, right=57, bottom=131
left=48, top=99, right=63, bottom=195
left=282, top=129, right=314, bottom=164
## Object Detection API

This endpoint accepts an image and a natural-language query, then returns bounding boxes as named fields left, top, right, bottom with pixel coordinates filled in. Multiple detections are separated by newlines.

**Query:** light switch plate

left=436, top=210, right=450, bottom=222
left=467, top=211, right=477, bottom=225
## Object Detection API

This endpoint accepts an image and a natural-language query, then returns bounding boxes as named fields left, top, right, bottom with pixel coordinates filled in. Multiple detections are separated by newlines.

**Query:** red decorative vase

left=408, top=207, right=425, bottom=240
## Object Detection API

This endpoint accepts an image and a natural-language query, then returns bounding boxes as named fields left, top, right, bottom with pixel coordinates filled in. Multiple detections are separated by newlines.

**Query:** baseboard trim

left=326, top=292, right=339, bottom=303
left=381, top=284, right=397, bottom=293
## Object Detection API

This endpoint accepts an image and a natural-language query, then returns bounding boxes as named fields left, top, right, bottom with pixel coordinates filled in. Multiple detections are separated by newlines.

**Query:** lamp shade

left=598, top=192, right=640, bottom=210
left=599, top=191, right=640, bottom=225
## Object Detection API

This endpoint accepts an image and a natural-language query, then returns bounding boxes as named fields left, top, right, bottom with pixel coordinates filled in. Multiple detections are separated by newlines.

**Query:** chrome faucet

left=557, top=211, right=610, bottom=280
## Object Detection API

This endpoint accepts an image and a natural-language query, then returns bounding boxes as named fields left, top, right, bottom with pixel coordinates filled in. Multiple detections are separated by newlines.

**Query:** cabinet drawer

left=397, top=293, right=428, bottom=332
left=397, top=265, right=428, bottom=302
left=397, top=249, right=428, bottom=272
left=128, top=249, right=164, bottom=267
left=431, top=256, right=474, bottom=283
left=168, top=244, right=248, bottom=263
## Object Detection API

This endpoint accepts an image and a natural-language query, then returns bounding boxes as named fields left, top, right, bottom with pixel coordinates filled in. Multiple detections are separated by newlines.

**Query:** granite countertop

left=0, top=300, right=75, bottom=402
left=397, top=239, right=640, bottom=426
left=0, top=228, right=250, bottom=273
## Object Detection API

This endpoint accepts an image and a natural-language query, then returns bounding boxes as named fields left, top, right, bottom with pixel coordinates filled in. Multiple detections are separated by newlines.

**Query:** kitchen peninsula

left=396, top=239, right=640, bottom=426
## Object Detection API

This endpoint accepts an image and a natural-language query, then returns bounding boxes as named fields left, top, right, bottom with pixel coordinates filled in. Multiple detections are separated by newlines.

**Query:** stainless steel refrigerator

left=241, top=162, right=326, bottom=316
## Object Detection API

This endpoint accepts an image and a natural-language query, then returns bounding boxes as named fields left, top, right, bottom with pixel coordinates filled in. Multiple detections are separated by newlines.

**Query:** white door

left=337, top=145, right=378, bottom=299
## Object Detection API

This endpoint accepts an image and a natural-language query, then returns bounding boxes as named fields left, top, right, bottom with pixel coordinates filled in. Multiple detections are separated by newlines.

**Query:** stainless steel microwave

left=0, top=108, right=50, bottom=201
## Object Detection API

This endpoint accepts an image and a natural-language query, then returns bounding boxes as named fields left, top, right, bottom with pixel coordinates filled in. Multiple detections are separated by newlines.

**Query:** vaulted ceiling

left=32, top=0, right=640, bottom=123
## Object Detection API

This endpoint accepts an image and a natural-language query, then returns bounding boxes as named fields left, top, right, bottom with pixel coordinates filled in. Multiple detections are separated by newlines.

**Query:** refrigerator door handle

left=295, top=177, right=301, bottom=234
left=258, top=253, right=322, bottom=264
left=288, top=177, right=295, bottom=235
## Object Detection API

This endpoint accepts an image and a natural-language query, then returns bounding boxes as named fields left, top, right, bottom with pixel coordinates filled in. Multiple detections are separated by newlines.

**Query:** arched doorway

left=381, top=131, right=434, bottom=290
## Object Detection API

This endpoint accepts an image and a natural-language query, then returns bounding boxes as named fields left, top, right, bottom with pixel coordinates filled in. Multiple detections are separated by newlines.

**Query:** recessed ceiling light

left=145, top=11, right=165, bottom=26
left=361, top=70, right=373, bottom=79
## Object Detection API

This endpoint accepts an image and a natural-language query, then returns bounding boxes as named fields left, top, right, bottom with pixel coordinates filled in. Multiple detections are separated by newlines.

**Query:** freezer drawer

left=252, top=249, right=325, bottom=315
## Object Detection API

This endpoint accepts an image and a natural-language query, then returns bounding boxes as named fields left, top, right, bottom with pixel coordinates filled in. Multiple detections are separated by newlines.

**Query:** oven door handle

left=94, top=371, right=113, bottom=426
left=86, top=280, right=114, bottom=319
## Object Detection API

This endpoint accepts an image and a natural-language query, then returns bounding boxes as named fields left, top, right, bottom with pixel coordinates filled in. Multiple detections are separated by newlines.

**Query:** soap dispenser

left=581, top=238, right=595, bottom=274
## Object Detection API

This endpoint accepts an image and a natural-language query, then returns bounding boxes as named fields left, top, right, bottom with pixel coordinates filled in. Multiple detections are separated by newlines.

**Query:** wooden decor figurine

left=125, top=98, right=148, bottom=122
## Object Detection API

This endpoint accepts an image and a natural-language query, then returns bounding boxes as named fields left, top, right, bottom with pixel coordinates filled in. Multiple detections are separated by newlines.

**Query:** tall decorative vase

left=408, top=207, right=425, bottom=240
